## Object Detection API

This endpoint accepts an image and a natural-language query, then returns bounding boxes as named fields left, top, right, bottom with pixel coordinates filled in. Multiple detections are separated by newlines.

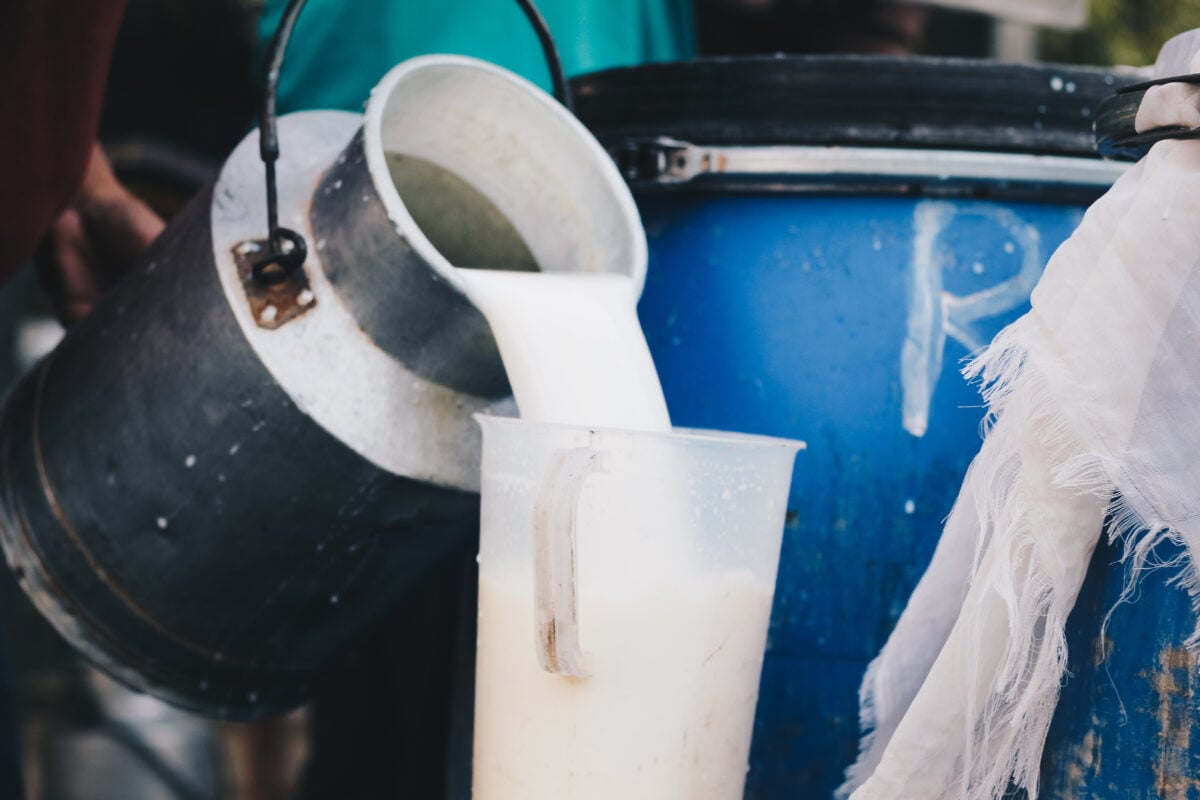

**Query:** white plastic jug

left=472, top=415, right=803, bottom=799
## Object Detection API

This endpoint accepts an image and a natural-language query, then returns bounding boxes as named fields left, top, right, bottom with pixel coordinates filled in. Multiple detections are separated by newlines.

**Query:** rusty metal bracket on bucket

left=232, top=238, right=316, bottom=329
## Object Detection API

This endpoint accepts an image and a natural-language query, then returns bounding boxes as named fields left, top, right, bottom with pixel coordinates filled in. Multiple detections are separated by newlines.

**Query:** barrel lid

left=572, top=56, right=1133, bottom=159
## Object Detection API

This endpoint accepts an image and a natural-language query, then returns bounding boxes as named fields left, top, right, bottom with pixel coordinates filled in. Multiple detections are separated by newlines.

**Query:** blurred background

left=0, top=0, right=1195, bottom=797
left=1042, top=0, right=1200, bottom=65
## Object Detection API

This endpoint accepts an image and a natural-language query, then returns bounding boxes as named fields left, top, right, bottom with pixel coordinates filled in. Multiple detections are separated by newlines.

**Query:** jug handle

left=531, top=447, right=602, bottom=678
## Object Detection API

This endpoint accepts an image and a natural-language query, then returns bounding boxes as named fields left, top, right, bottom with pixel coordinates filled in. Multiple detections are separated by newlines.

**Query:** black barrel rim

left=572, top=55, right=1135, bottom=159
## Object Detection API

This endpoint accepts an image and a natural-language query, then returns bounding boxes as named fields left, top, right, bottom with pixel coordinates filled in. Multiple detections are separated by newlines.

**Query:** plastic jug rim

left=473, top=413, right=806, bottom=452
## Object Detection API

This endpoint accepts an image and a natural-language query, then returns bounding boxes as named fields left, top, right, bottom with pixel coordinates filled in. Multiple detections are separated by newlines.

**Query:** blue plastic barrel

left=574, top=56, right=1130, bottom=798
left=1040, top=537, right=1199, bottom=797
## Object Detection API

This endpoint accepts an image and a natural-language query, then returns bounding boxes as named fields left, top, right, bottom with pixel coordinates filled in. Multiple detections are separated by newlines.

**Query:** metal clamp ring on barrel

left=609, top=136, right=1127, bottom=190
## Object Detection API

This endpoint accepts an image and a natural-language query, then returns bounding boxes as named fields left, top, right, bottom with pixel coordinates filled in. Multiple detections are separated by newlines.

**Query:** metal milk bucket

left=0, top=55, right=645, bottom=718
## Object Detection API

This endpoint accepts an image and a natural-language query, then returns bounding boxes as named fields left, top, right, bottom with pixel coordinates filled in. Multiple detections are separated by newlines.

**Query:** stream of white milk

left=456, top=269, right=671, bottom=431
left=391, top=153, right=774, bottom=800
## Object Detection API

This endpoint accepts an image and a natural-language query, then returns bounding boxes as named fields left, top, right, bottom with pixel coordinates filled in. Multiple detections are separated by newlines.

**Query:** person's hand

left=35, top=143, right=165, bottom=326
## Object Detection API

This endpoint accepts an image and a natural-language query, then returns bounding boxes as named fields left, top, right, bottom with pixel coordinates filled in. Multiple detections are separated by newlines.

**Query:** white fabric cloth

left=840, top=31, right=1200, bottom=800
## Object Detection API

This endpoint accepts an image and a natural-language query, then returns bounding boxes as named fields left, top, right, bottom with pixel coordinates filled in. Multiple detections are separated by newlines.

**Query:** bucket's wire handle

left=513, top=0, right=574, bottom=114
left=249, top=0, right=574, bottom=285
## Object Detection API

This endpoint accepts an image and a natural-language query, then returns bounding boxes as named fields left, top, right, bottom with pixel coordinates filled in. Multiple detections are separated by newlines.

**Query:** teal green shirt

left=258, top=0, right=696, bottom=113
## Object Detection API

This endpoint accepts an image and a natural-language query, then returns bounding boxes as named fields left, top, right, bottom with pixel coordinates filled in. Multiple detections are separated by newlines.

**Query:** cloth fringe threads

left=840, top=30, right=1200, bottom=800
